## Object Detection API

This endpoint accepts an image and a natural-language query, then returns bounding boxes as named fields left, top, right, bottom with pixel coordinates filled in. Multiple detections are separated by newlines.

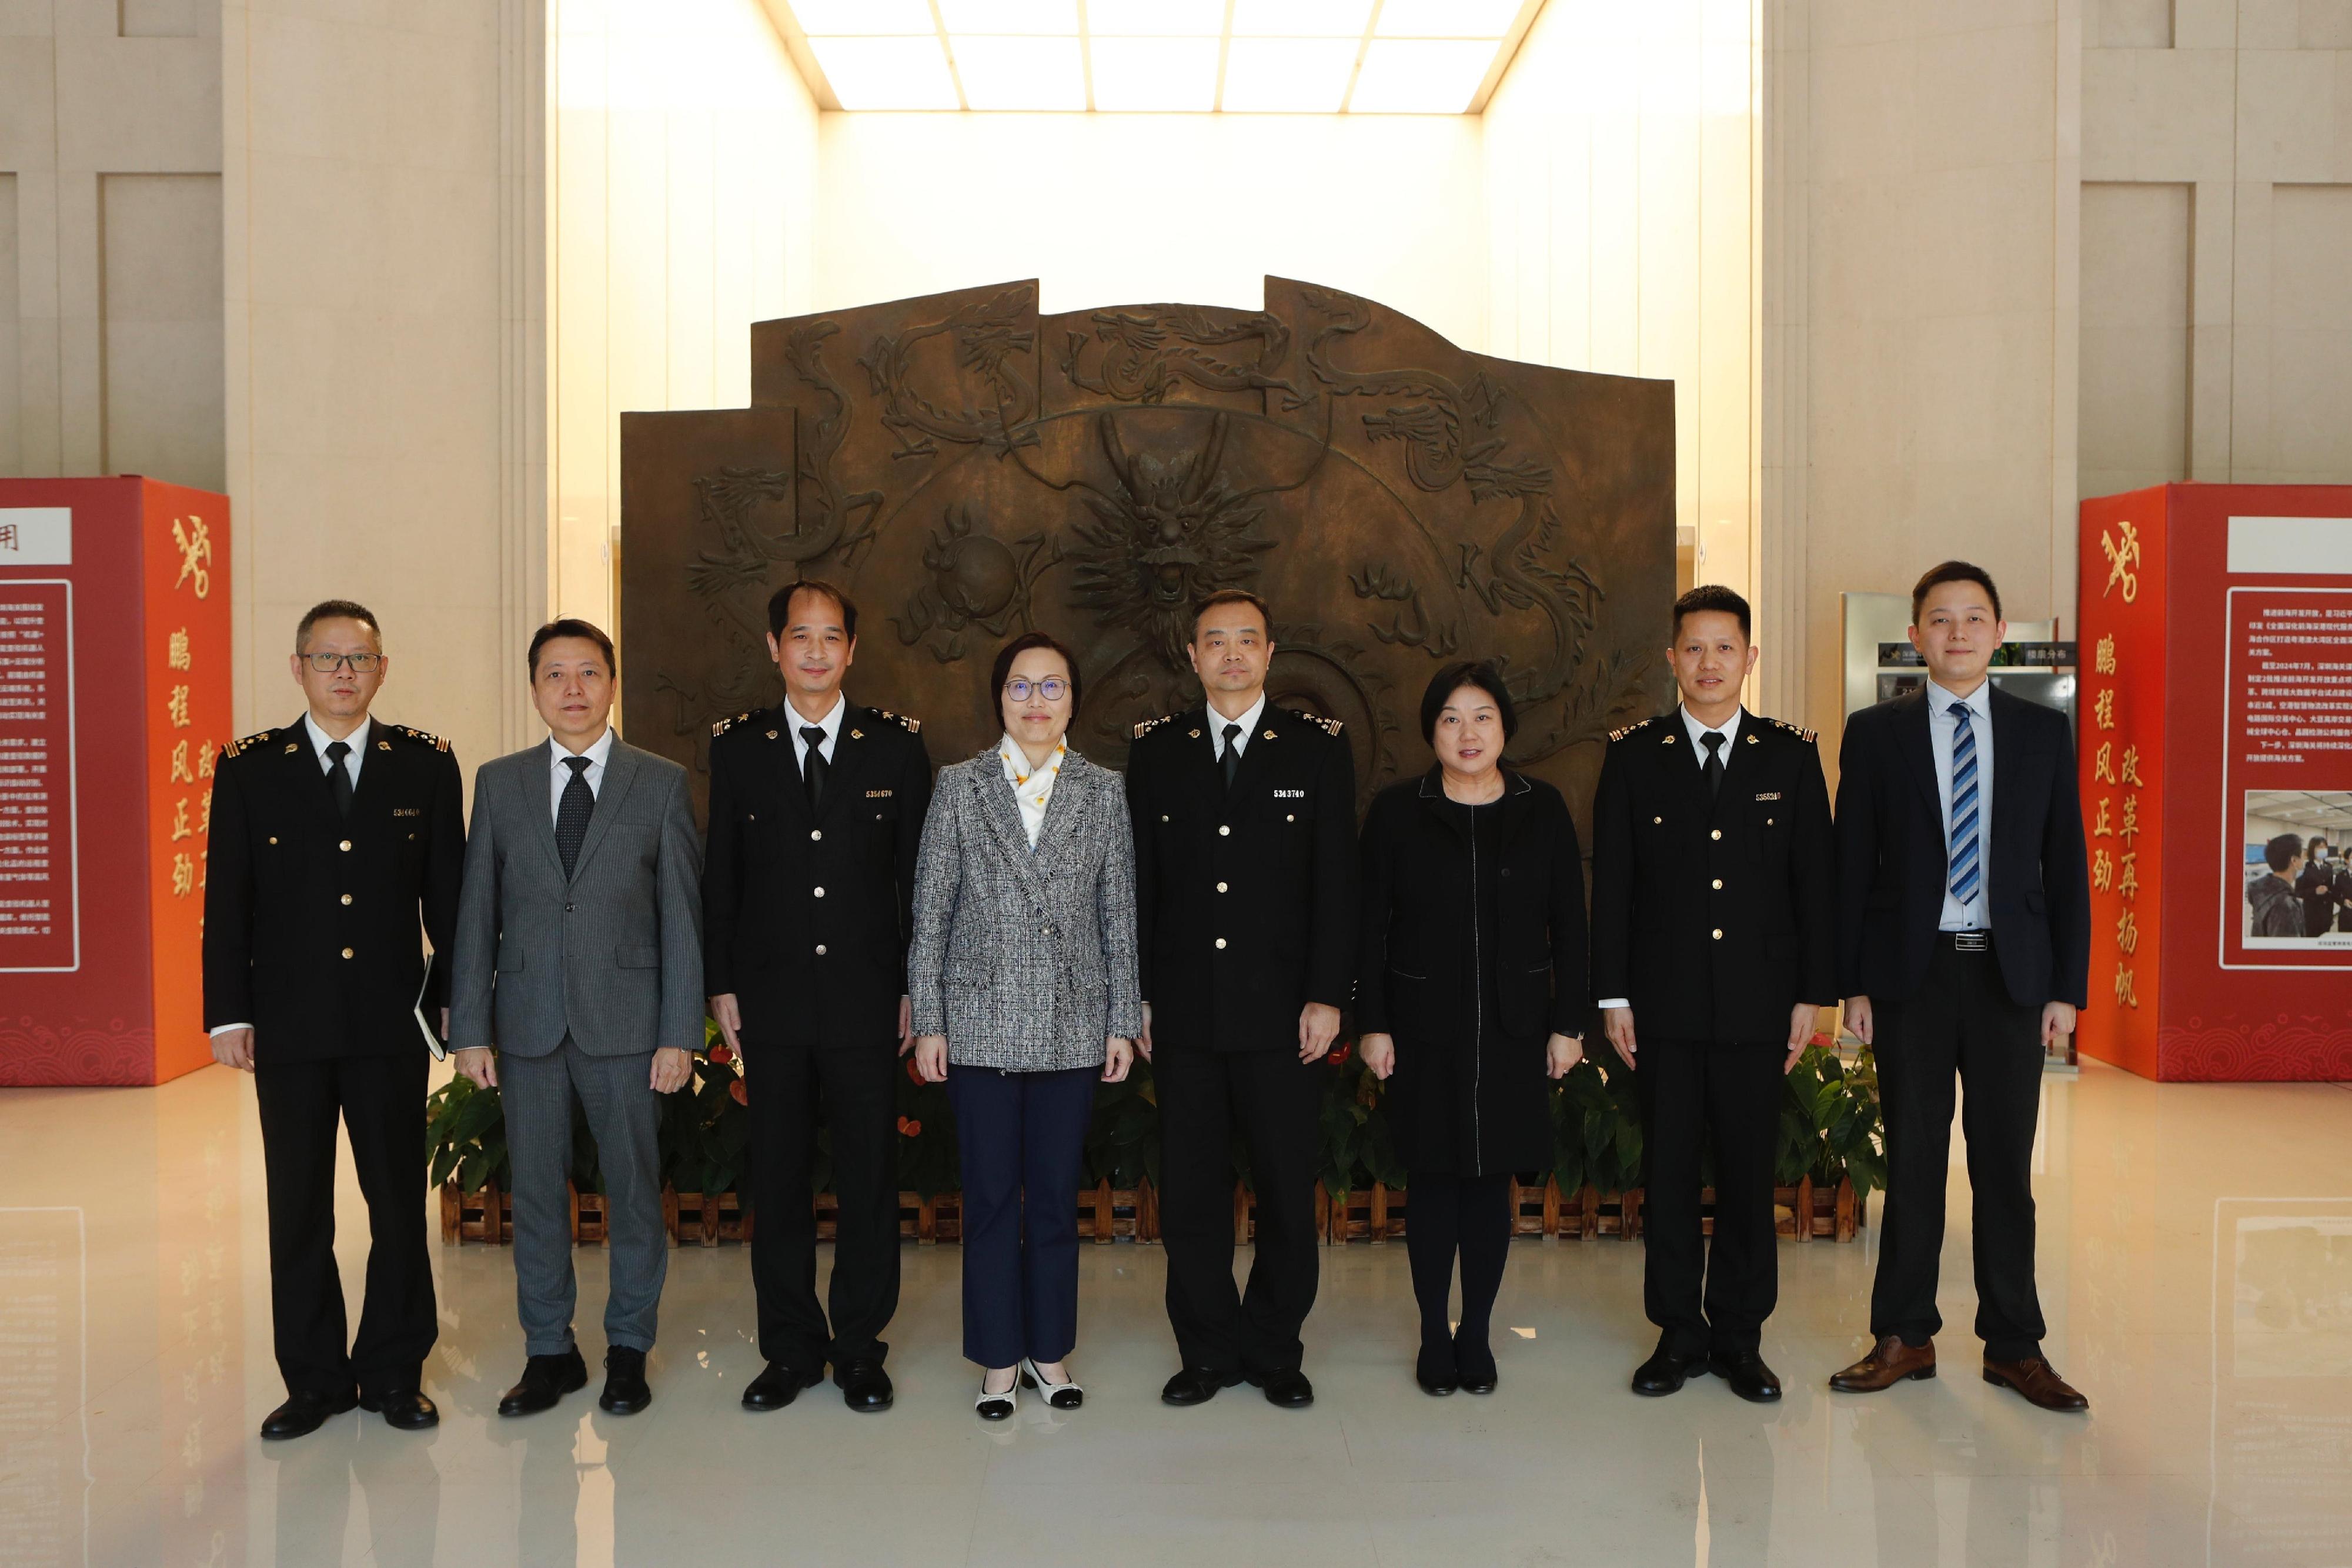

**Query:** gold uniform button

left=815, top=944, right=827, bottom=956
left=1215, top=938, right=1227, bottom=950
left=1710, top=829, right=1722, bottom=841
left=1216, top=881, right=1228, bottom=892
left=1286, top=814, right=1295, bottom=823
left=810, top=829, right=823, bottom=841
left=1652, top=816, right=1662, bottom=825
left=1710, top=879, right=1722, bottom=890
left=1218, top=825, right=1230, bottom=837
left=268, top=835, right=279, bottom=845
left=340, top=947, right=355, bottom=959
left=340, top=894, right=353, bottom=905
left=1161, top=814, right=1170, bottom=823
left=339, top=839, right=352, bottom=851
left=1710, top=929, right=1722, bottom=941
left=813, top=887, right=826, bottom=898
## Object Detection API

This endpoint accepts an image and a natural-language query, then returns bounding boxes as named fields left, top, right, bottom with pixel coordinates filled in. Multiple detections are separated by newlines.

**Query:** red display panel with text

left=2077, top=483, right=2352, bottom=1081
left=0, top=478, right=230, bottom=1086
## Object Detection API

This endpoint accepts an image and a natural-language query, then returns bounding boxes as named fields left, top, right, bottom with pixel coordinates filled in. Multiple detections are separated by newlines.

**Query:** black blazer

left=201, top=716, right=464, bottom=1061
left=1355, top=768, right=1588, bottom=1042
left=1589, top=710, right=1836, bottom=1042
left=701, top=703, right=932, bottom=1048
left=1127, top=703, right=1358, bottom=1052
left=1833, top=686, right=2090, bottom=1009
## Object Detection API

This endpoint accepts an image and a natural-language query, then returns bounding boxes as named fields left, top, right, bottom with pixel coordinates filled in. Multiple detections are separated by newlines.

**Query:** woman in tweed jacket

left=908, top=631, right=1142, bottom=1418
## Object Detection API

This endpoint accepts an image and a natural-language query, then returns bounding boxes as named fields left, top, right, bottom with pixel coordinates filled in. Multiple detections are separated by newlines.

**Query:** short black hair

left=1911, top=560, right=2003, bottom=625
left=295, top=599, right=380, bottom=650
left=528, top=617, right=617, bottom=680
left=2265, top=833, right=2304, bottom=872
left=1420, top=660, right=1517, bottom=746
left=2308, top=834, right=2331, bottom=851
left=989, top=631, right=1083, bottom=725
left=1191, top=589, right=1271, bottom=640
left=770, top=578, right=858, bottom=640
left=1672, top=584, right=1751, bottom=641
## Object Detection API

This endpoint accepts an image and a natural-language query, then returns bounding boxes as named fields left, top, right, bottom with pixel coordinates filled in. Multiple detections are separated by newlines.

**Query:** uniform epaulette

left=710, top=711, right=753, bottom=738
left=1769, top=717, right=1819, bottom=744
left=395, top=724, right=449, bottom=752
left=878, top=710, right=921, bottom=734
left=1608, top=716, right=1659, bottom=743
left=222, top=727, right=278, bottom=759
left=1284, top=708, right=1344, bottom=738
left=1132, top=712, right=1178, bottom=740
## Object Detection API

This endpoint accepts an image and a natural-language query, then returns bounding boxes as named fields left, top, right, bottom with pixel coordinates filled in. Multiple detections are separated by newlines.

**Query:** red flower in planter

left=898, top=1118, right=923, bottom=1138
left=709, top=1042, right=734, bottom=1065
left=907, top=1057, right=925, bottom=1086
left=728, top=1078, right=749, bottom=1106
left=1328, top=1042, right=1352, bottom=1066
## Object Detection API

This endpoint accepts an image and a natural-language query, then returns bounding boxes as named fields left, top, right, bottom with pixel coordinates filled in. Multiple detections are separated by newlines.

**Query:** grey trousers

left=501, top=1037, right=667, bottom=1356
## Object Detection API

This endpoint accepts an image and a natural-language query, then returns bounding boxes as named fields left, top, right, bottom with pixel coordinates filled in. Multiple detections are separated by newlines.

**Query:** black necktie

left=324, top=740, right=353, bottom=819
left=1220, top=723, right=1242, bottom=791
left=1701, top=730, right=1725, bottom=800
left=801, top=726, right=827, bottom=814
left=557, top=755, right=594, bottom=879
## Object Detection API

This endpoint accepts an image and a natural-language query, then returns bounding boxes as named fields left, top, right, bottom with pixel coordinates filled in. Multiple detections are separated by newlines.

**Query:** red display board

left=2077, top=483, right=2352, bottom=1080
left=0, top=478, right=231, bottom=1085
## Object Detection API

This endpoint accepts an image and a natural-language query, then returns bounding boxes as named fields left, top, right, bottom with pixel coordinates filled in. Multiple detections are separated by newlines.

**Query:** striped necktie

left=1946, top=702, right=1980, bottom=908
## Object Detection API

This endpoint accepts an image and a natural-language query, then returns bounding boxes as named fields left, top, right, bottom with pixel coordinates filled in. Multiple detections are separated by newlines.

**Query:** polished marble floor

left=3, top=1061, right=2350, bottom=1567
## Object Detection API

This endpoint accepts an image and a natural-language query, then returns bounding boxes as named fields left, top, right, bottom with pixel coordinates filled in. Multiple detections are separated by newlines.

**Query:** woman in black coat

left=1357, top=662, right=1589, bottom=1395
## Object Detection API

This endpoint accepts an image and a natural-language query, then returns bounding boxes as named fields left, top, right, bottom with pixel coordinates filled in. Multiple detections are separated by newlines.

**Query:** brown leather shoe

left=1982, top=1356, right=2089, bottom=1412
left=1828, top=1335, right=1937, bottom=1392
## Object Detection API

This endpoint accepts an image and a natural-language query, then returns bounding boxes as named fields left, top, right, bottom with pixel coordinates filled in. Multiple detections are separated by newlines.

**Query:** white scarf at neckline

left=998, top=733, right=1067, bottom=848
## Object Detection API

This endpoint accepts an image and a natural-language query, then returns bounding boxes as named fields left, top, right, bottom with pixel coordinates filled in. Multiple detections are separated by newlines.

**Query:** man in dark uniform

left=202, top=599, right=463, bottom=1439
left=704, top=580, right=931, bottom=1414
left=1591, top=584, right=1835, bottom=1403
left=1127, top=589, right=1357, bottom=1409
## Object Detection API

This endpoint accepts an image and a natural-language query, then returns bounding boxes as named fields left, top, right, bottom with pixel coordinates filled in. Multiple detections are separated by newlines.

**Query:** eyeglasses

left=302, top=653, right=384, bottom=673
left=1003, top=678, right=1070, bottom=703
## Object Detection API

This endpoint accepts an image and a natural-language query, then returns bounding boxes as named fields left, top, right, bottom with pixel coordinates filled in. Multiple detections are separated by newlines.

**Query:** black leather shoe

left=836, top=1357, right=894, bottom=1413
left=1631, top=1343, right=1710, bottom=1396
left=742, top=1360, right=824, bottom=1411
left=1160, top=1366, right=1247, bottom=1406
left=498, top=1348, right=589, bottom=1417
left=259, top=1388, right=357, bottom=1440
left=1415, top=1342, right=1459, bottom=1396
left=357, top=1388, right=439, bottom=1430
left=1709, top=1349, right=1783, bottom=1403
left=1250, top=1366, right=1315, bottom=1408
left=600, top=1347, right=652, bottom=1414
left=1454, top=1339, right=1498, bottom=1395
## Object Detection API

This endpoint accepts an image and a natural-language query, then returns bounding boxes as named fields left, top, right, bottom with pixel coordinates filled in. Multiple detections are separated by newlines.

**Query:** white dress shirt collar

left=304, top=712, right=368, bottom=787
left=1206, top=692, right=1268, bottom=759
left=1678, top=704, right=1742, bottom=763
left=1926, top=677, right=1992, bottom=724
left=547, top=726, right=616, bottom=813
left=781, top=693, right=847, bottom=774
left=1925, top=678, right=1993, bottom=931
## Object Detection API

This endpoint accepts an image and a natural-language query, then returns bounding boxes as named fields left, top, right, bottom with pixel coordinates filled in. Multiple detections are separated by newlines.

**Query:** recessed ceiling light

left=1220, top=36, right=1359, bottom=111
left=1090, top=36, right=1220, bottom=110
left=1230, top=0, right=1376, bottom=38
left=1374, top=0, right=1522, bottom=36
left=938, top=0, right=1080, bottom=32
left=951, top=34, right=1087, bottom=109
left=789, top=0, right=936, bottom=35
left=1348, top=38, right=1495, bottom=112
left=807, top=36, right=962, bottom=108
left=1087, top=0, right=1225, bottom=35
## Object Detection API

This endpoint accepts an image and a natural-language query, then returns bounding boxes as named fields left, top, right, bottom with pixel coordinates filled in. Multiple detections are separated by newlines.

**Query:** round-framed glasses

left=1003, top=677, right=1070, bottom=703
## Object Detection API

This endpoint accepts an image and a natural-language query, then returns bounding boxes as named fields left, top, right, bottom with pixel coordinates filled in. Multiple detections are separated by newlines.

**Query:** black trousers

left=253, top=1051, right=435, bottom=1399
left=1870, top=938, right=2049, bottom=1362
left=1638, top=1038, right=1782, bottom=1355
left=743, top=1034, right=900, bottom=1372
left=1155, top=1042, right=1324, bottom=1373
left=944, top=1063, right=1097, bottom=1367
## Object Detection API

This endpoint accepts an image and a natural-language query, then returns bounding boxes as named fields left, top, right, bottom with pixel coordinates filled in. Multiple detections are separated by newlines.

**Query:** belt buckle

left=1953, top=931, right=1989, bottom=953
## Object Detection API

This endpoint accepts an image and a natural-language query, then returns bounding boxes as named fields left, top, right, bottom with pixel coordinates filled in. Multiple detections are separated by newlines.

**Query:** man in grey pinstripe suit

left=449, top=618, right=704, bottom=1419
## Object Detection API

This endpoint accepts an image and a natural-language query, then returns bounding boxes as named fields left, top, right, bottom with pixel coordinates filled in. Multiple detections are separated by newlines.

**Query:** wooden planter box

left=1078, top=1182, right=1157, bottom=1243
left=1326, top=1182, right=1408, bottom=1243
left=1507, top=1175, right=1555, bottom=1238
left=1685, top=1176, right=1864, bottom=1243
left=1589, top=1187, right=1642, bottom=1239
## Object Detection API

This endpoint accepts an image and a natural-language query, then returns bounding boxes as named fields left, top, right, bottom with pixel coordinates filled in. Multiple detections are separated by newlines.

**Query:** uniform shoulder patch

left=1608, top=716, right=1659, bottom=743
left=710, top=711, right=753, bottom=738
left=223, top=727, right=278, bottom=759
left=877, top=709, right=921, bottom=734
left=394, top=724, right=450, bottom=752
left=1282, top=708, right=1344, bottom=738
left=1768, top=717, right=1819, bottom=744
left=1132, top=712, right=1179, bottom=741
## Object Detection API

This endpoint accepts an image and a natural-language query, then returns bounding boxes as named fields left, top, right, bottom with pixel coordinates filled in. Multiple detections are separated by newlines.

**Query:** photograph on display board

left=2240, top=791, right=2352, bottom=948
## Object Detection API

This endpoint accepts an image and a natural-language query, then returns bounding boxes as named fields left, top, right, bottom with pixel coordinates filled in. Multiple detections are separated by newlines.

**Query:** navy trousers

left=944, top=1062, right=1098, bottom=1368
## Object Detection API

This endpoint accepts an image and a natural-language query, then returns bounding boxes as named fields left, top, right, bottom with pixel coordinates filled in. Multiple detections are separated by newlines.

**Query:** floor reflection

left=1, top=1064, right=2348, bottom=1566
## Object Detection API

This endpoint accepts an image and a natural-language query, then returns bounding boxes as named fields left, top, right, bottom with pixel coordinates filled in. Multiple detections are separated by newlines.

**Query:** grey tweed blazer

left=908, top=747, right=1144, bottom=1071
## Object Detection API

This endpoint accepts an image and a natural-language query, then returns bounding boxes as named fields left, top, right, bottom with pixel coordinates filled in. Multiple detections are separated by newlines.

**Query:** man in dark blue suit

left=1828, top=561, right=2092, bottom=1412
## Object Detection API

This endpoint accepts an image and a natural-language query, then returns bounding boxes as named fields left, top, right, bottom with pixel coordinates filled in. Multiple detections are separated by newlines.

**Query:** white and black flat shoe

left=1020, top=1358, right=1083, bottom=1411
left=975, top=1372, right=1018, bottom=1422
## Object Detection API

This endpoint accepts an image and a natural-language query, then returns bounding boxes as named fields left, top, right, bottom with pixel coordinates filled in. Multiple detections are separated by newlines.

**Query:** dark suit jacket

left=1355, top=768, right=1588, bottom=1041
left=1126, top=702, right=1357, bottom=1052
left=201, top=716, right=463, bottom=1062
left=1589, top=709, right=1835, bottom=1042
left=1834, top=686, right=2090, bottom=1009
left=701, top=703, right=931, bottom=1048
